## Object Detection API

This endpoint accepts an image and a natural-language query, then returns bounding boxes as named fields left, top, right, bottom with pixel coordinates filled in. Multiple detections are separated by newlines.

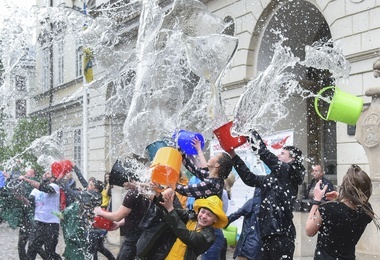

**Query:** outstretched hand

left=247, top=129, right=263, bottom=151
left=313, top=180, right=328, bottom=201
left=191, top=137, right=202, bottom=152
left=160, top=188, right=175, bottom=212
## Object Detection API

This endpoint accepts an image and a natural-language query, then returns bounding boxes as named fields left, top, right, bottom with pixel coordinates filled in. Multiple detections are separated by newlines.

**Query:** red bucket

left=93, top=215, right=113, bottom=231
left=51, top=160, right=73, bottom=178
left=213, top=121, right=247, bottom=152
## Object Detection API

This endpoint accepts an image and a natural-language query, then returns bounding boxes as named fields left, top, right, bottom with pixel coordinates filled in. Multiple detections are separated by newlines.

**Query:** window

left=42, top=49, right=50, bottom=90
left=15, top=99, right=26, bottom=118
left=76, top=46, right=83, bottom=78
left=15, top=75, right=26, bottom=91
left=223, top=16, right=235, bottom=36
left=58, top=40, right=64, bottom=85
left=74, top=129, right=82, bottom=169
left=57, top=129, right=63, bottom=144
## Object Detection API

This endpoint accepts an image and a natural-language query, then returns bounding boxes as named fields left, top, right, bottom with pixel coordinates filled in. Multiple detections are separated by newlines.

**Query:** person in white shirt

left=19, top=171, right=62, bottom=260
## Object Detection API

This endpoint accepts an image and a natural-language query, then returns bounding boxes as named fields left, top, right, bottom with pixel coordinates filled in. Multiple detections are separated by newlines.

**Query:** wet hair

left=283, top=146, right=303, bottom=164
left=93, top=180, right=104, bottom=192
left=217, top=153, right=233, bottom=179
left=337, top=165, right=379, bottom=229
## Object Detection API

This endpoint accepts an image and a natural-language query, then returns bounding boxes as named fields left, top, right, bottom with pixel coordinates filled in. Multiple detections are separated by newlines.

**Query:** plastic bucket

left=213, top=121, right=247, bottom=152
left=146, top=141, right=168, bottom=161
left=222, top=225, right=238, bottom=246
left=150, top=147, right=181, bottom=190
left=51, top=160, right=73, bottom=178
left=93, top=214, right=113, bottom=231
left=314, top=86, right=363, bottom=125
left=175, top=130, right=205, bottom=155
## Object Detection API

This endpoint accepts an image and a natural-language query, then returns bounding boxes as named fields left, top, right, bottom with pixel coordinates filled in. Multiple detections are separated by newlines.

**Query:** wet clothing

left=231, top=130, right=305, bottom=259
left=30, top=183, right=60, bottom=223
left=62, top=201, right=89, bottom=260
left=201, top=190, right=229, bottom=260
left=261, top=234, right=294, bottom=260
left=228, top=188, right=262, bottom=260
left=18, top=177, right=47, bottom=260
left=59, top=169, right=106, bottom=260
left=117, top=188, right=149, bottom=260
left=176, top=155, right=224, bottom=199
left=136, top=195, right=181, bottom=259
left=88, top=229, right=116, bottom=260
left=200, top=228, right=226, bottom=260
left=27, top=182, right=61, bottom=260
left=164, top=209, right=216, bottom=260
left=315, top=202, right=372, bottom=259
left=28, top=221, right=61, bottom=260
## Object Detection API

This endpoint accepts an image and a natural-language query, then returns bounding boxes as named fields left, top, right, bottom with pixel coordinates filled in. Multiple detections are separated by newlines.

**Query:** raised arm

left=73, top=165, right=88, bottom=188
left=306, top=180, right=327, bottom=237
left=182, top=154, right=209, bottom=181
left=192, top=137, right=207, bottom=168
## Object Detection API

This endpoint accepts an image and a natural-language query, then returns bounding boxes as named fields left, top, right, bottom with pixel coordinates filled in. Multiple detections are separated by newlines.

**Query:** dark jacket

left=228, top=188, right=262, bottom=260
left=164, top=209, right=216, bottom=260
left=59, top=166, right=101, bottom=228
left=231, top=131, right=305, bottom=240
left=306, top=176, right=335, bottom=202
left=136, top=195, right=182, bottom=260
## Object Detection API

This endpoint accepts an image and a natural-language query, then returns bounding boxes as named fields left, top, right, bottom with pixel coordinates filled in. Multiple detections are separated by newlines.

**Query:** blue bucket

left=146, top=141, right=168, bottom=161
left=175, top=130, right=204, bottom=155
left=0, top=171, right=5, bottom=189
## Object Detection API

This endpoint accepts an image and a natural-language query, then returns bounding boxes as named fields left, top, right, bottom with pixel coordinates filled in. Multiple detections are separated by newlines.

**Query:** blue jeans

left=201, top=228, right=227, bottom=260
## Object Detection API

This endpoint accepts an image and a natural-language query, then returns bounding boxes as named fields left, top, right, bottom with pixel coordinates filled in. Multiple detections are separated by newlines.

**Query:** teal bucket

left=146, top=141, right=168, bottom=161
left=314, top=86, right=363, bottom=125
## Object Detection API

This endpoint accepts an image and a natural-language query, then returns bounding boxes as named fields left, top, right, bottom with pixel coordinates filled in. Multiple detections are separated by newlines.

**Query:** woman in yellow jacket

left=156, top=188, right=228, bottom=260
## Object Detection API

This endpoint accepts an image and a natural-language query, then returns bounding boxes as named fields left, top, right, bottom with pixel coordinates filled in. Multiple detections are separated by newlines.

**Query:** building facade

left=27, top=0, right=380, bottom=258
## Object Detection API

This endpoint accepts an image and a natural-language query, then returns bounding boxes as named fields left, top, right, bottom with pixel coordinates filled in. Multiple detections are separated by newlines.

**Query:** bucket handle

left=314, top=86, right=335, bottom=121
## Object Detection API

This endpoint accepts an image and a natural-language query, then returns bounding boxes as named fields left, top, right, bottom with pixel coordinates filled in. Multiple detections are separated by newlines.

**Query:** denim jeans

left=201, top=228, right=227, bottom=260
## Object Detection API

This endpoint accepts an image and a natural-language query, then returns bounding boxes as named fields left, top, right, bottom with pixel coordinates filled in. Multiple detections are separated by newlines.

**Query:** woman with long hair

left=306, top=164, right=380, bottom=259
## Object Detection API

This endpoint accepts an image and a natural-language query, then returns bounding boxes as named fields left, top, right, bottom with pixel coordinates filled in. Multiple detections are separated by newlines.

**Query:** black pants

left=88, top=229, right=116, bottom=260
left=117, top=229, right=142, bottom=260
left=18, top=216, right=48, bottom=260
left=262, top=235, right=295, bottom=260
left=27, top=221, right=61, bottom=260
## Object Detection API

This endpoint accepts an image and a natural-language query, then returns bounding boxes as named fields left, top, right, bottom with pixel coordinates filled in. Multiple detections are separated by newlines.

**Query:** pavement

left=0, top=223, right=236, bottom=259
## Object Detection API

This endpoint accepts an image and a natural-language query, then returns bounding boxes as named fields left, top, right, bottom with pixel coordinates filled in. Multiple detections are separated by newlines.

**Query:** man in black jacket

left=306, top=164, right=334, bottom=202
left=226, top=130, right=305, bottom=260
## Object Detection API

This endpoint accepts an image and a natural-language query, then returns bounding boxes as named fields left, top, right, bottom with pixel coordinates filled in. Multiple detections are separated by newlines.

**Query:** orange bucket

left=150, top=147, right=181, bottom=190
left=213, top=121, right=247, bottom=152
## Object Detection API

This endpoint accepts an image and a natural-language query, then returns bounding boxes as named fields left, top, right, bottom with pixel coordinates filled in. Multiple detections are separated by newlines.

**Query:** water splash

left=301, top=38, right=351, bottom=86
left=233, top=36, right=350, bottom=136
left=123, top=0, right=237, bottom=156
left=0, top=1, right=351, bottom=174
left=233, top=35, right=301, bottom=135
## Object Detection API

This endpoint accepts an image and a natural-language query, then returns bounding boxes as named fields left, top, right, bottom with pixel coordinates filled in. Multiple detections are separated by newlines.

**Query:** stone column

left=355, top=87, right=380, bottom=182
left=353, top=58, right=380, bottom=258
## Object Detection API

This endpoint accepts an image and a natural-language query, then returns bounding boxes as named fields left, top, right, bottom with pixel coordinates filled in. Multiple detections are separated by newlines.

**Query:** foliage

left=7, top=116, right=49, bottom=175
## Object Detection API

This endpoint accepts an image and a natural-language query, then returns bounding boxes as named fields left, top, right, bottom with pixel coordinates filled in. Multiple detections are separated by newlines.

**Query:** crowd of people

left=0, top=127, right=379, bottom=260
